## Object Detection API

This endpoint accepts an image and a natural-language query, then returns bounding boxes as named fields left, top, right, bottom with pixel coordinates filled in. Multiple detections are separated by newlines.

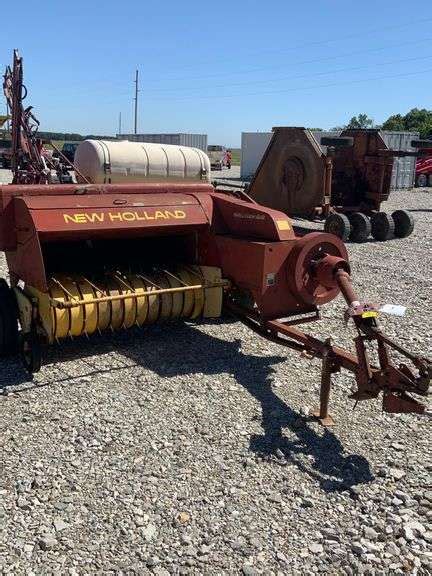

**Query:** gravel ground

left=0, top=170, right=12, bottom=185
left=0, top=168, right=431, bottom=575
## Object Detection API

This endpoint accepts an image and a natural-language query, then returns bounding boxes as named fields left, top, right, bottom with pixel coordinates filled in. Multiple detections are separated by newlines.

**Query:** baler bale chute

left=0, top=50, right=430, bottom=424
left=247, top=127, right=426, bottom=242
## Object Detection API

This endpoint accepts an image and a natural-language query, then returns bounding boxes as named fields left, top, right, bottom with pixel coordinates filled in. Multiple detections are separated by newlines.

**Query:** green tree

left=404, top=108, right=432, bottom=138
left=347, top=114, right=374, bottom=129
left=381, top=114, right=405, bottom=132
left=382, top=108, right=432, bottom=139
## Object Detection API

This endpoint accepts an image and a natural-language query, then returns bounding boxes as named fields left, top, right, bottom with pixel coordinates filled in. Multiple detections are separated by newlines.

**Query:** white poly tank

left=74, top=139, right=211, bottom=184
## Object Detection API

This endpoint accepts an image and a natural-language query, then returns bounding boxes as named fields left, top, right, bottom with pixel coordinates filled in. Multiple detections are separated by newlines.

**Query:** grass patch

left=44, top=140, right=81, bottom=150
left=230, top=148, right=241, bottom=166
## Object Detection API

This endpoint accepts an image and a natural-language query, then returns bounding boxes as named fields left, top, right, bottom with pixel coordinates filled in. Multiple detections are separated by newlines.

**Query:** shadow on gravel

left=213, top=176, right=246, bottom=183
left=1, top=320, right=373, bottom=493
left=407, top=208, right=432, bottom=213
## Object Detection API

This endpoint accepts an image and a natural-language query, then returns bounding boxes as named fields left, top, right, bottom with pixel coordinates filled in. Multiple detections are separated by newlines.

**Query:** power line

left=143, top=37, right=432, bottom=84
left=142, top=54, right=432, bottom=94
left=39, top=63, right=432, bottom=112
left=33, top=36, right=432, bottom=102
left=145, top=16, right=432, bottom=75
left=143, top=67, right=432, bottom=102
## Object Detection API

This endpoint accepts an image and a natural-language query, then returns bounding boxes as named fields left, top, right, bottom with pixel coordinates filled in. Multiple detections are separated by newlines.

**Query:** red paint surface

left=0, top=181, right=348, bottom=314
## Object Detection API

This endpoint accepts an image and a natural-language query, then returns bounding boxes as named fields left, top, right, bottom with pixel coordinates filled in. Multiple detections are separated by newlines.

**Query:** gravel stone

left=0, top=172, right=430, bottom=574
left=386, top=541, right=400, bottom=556
left=390, top=468, right=406, bottom=480
left=364, top=527, right=379, bottom=540
left=38, top=536, right=58, bottom=551
left=352, top=542, right=366, bottom=555
left=309, top=542, right=324, bottom=554
left=53, top=518, right=69, bottom=532
left=242, top=565, right=259, bottom=576
left=301, top=497, right=314, bottom=508
left=142, top=523, right=158, bottom=541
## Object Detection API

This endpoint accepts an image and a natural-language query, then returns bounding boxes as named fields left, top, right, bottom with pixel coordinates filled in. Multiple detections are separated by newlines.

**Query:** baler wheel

left=324, top=213, right=351, bottom=242
left=21, top=330, right=42, bottom=374
left=371, top=212, right=395, bottom=241
left=348, top=212, right=371, bottom=243
left=0, top=280, right=19, bottom=357
left=392, top=210, right=414, bottom=238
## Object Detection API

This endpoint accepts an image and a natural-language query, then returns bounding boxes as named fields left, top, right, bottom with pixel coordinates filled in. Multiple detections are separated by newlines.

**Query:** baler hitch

left=229, top=265, right=430, bottom=425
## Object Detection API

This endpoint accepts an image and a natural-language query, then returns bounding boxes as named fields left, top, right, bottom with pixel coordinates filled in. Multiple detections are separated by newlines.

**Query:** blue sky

left=1, top=0, right=431, bottom=146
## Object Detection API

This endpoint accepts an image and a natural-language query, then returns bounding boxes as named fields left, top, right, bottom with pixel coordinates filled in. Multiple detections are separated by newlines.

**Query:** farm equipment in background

left=52, top=142, right=79, bottom=166
left=414, top=142, right=432, bottom=187
left=0, top=114, right=12, bottom=168
left=207, top=145, right=228, bottom=170
left=0, top=137, right=12, bottom=168
left=247, top=127, right=430, bottom=242
left=0, top=50, right=430, bottom=423
left=2, top=50, right=73, bottom=184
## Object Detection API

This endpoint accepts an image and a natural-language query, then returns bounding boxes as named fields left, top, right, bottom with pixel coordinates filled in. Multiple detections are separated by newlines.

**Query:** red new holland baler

left=0, top=180, right=430, bottom=423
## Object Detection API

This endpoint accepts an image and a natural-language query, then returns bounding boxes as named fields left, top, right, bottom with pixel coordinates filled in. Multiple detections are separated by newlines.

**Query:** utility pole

left=133, top=69, right=139, bottom=135
left=118, top=111, right=122, bottom=137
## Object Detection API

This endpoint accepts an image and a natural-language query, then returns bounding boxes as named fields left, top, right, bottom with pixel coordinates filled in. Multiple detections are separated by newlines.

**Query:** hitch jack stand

left=311, top=339, right=336, bottom=426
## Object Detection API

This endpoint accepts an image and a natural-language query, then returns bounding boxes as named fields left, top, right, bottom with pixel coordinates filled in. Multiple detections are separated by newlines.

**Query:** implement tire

left=416, top=174, right=428, bottom=187
left=392, top=210, right=414, bottom=238
left=21, top=330, right=42, bottom=374
left=348, top=212, right=371, bottom=243
left=324, top=213, right=351, bottom=242
left=371, top=212, right=395, bottom=241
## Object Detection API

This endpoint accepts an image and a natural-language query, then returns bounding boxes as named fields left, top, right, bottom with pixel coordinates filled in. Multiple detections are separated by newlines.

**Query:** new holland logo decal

left=63, top=210, right=187, bottom=224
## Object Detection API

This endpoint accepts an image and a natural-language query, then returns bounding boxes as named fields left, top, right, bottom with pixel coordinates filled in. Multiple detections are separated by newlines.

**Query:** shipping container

left=240, top=132, right=272, bottom=179
left=241, top=130, right=418, bottom=189
left=117, top=133, right=208, bottom=152
left=381, top=131, right=419, bottom=189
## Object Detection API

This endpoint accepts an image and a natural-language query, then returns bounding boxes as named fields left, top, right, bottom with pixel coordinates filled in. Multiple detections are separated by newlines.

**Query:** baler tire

left=324, top=213, right=351, bottom=242
left=21, top=331, right=42, bottom=374
left=348, top=212, right=371, bottom=243
left=371, top=212, right=395, bottom=241
left=392, top=210, right=414, bottom=238
left=0, top=280, right=19, bottom=357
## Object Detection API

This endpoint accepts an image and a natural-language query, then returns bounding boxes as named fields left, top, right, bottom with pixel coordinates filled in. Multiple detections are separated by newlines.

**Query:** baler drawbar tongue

left=229, top=253, right=430, bottom=424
